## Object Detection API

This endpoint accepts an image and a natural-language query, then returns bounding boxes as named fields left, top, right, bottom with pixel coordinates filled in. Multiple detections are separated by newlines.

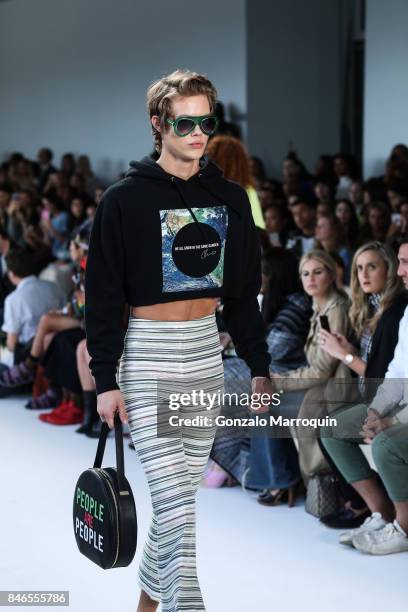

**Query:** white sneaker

left=339, top=512, right=386, bottom=547
left=352, top=521, right=408, bottom=555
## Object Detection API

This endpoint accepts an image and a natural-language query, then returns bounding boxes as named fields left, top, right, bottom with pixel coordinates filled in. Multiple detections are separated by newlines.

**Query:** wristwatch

left=343, top=353, right=354, bottom=365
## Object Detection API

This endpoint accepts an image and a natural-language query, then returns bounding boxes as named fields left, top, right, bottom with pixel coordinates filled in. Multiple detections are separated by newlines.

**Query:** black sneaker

left=320, top=506, right=371, bottom=529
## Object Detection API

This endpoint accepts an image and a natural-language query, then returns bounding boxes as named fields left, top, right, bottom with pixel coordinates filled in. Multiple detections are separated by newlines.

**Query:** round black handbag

left=73, top=413, right=137, bottom=569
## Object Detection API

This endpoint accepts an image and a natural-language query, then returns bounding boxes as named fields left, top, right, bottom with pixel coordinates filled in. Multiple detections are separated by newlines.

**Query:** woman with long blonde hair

left=319, top=241, right=405, bottom=386
left=318, top=241, right=407, bottom=531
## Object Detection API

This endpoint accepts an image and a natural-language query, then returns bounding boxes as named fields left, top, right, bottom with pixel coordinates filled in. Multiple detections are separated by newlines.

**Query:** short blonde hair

left=146, top=69, right=218, bottom=152
left=299, top=249, right=337, bottom=281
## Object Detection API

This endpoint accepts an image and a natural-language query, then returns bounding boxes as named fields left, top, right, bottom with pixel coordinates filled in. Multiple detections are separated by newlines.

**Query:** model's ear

left=151, top=115, right=161, bottom=132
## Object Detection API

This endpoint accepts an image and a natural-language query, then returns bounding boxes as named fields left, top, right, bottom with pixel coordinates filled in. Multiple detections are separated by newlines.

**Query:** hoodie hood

left=125, top=155, right=243, bottom=228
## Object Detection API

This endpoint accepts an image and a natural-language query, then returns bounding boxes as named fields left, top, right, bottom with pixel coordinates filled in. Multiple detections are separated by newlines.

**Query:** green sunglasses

left=166, top=114, right=218, bottom=137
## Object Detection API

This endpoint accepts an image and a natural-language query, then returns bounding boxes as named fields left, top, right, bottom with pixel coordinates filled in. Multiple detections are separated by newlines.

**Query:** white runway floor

left=1, top=395, right=407, bottom=612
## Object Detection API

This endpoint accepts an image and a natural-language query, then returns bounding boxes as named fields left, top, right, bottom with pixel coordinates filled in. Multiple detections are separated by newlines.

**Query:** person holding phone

left=267, top=250, right=353, bottom=487
left=85, top=69, right=272, bottom=612
left=317, top=241, right=408, bottom=531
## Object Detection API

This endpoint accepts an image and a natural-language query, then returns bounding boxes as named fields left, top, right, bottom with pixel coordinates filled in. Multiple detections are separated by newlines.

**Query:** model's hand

left=97, top=389, right=128, bottom=429
left=219, top=332, right=232, bottom=349
left=249, top=376, right=275, bottom=414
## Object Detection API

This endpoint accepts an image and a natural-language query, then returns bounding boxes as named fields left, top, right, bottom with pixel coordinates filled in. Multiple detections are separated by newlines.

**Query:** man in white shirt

left=1, top=248, right=64, bottom=367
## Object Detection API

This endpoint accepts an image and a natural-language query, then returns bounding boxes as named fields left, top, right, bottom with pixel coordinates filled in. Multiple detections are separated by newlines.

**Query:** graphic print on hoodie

left=160, top=205, right=228, bottom=292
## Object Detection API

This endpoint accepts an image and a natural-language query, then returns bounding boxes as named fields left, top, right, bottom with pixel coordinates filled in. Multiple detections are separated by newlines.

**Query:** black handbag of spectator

left=305, top=474, right=340, bottom=518
left=73, top=413, right=137, bottom=569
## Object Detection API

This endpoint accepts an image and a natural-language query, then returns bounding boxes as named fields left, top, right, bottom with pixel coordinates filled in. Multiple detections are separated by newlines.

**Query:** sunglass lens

left=175, top=118, right=195, bottom=136
left=200, top=117, right=217, bottom=135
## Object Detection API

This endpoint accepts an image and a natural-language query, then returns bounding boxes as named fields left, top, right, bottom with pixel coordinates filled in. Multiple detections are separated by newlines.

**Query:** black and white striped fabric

left=117, top=313, right=224, bottom=612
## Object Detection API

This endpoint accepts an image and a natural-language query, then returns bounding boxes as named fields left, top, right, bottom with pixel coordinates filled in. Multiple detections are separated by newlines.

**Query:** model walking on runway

left=85, top=69, right=273, bottom=612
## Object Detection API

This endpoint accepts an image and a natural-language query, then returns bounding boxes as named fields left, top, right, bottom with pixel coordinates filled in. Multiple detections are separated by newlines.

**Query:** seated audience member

left=0, top=228, right=16, bottom=309
left=384, top=143, right=408, bottom=186
left=68, top=193, right=89, bottom=234
left=69, top=173, right=86, bottom=194
left=60, top=153, right=76, bottom=182
left=8, top=158, right=36, bottom=191
left=314, top=213, right=352, bottom=284
left=206, top=248, right=312, bottom=489
left=263, top=204, right=288, bottom=247
left=269, top=250, right=353, bottom=484
left=0, top=184, right=12, bottom=227
left=321, top=237, right=408, bottom=555
left=362, top=179, right=387, bottom=209
left=399, top=200, right=408, bottom=232
left=387, top=180, right=408, bottom=217
left=358, top=201, right=392, bottom=244
left=94, top=186, right=105, bottom=206
left=76, top=155, right=98, bottom=197
left=317, top=241, right=407, bottom=528
left=349, top=180, right=365, bottom=219
left=316, top=201, right=333, bottom=217
left=36, top=148, right=56, bottom=193
left=206, top=135, right=265, bottom=229
left=249, top=156, right=267, bottom=192
left=22, top=225, right=54, bottom=275
left=0, top=249, right=64, bottom=375
left=314, top=154, right=336, bottom=185
left=330, top=252, right=350, bottom=296
left=40, top=190, right=70, bottom=259
left=335, top=198, right=361, bottom=249
left=314, top=179, right=334, bottom=211
left=43, top=171, right=68, bottom=195
left=6, top=190, right=39, bottom=247
left=0, top=229, right=89, bottom=396
left=257, top=180, right=276, bottom=211
left=286, top=199, right=317, bottom=257
left=38, top=256, right=88, bottom=426
left=334, top=153, right=359, bottom=200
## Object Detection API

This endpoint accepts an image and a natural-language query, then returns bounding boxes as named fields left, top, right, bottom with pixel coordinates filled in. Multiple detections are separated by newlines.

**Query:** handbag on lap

left=73, top=413, right=137, bottom=569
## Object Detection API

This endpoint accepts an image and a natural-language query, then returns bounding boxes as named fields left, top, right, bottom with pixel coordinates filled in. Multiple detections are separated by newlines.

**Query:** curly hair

left=205, top=135, right=253, bottom=188
left=146, top=69, right=218, bottom=153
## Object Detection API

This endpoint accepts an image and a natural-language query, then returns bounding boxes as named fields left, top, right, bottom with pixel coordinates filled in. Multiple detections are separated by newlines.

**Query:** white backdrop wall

left=0, top=0, right=246, bottom=181
left=364, top=0, right=408, bottom=178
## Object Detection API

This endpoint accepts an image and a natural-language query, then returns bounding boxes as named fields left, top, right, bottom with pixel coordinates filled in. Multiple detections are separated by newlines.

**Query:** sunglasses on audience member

left=166, top=114, right=218, bottom=137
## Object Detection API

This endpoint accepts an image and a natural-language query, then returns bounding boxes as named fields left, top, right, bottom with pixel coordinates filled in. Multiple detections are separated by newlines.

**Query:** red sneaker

left=41, top=401, right=84, bottom=425
left=38, top=400, right=71, bottom=422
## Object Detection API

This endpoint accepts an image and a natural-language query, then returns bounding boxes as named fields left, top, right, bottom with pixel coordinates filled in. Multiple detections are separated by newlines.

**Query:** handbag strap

left=93, top=413, right=128, bottom=494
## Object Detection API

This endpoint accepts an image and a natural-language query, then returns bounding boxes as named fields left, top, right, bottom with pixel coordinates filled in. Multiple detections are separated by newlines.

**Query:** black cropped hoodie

left=85, top=155, right=271, bottom=395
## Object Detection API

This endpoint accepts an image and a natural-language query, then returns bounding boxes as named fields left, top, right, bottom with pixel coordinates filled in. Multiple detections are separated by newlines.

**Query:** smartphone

left=319, top=315, right=331, bottom=333
left=41, top=209, right=50, bottom=221
left=392, top=213, right=402, bottom=227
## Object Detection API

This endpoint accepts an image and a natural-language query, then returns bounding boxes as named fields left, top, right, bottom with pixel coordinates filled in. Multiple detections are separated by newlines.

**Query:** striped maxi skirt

left=117, top=312, right=224, bottom=612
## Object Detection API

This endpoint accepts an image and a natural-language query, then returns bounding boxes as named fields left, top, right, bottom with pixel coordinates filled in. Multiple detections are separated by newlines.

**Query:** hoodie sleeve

left=85, top=189, right=127, bottom=395
left=221, top=195, right=271, bottom=378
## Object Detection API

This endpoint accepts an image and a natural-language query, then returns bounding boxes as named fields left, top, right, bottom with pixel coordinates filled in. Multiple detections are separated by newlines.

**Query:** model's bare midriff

left=130, top=297, right=219, bottom=321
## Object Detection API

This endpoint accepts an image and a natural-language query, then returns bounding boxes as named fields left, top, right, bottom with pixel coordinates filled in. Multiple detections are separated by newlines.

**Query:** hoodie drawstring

left=198, top=175, right=243, bottom=220
left=170, top=177, right=207, bottom=242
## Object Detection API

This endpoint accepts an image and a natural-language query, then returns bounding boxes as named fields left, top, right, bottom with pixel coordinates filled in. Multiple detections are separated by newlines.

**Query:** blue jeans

left=248, top=389, right=304, bottom=489
left=249, top=436, right=300, bottom=489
